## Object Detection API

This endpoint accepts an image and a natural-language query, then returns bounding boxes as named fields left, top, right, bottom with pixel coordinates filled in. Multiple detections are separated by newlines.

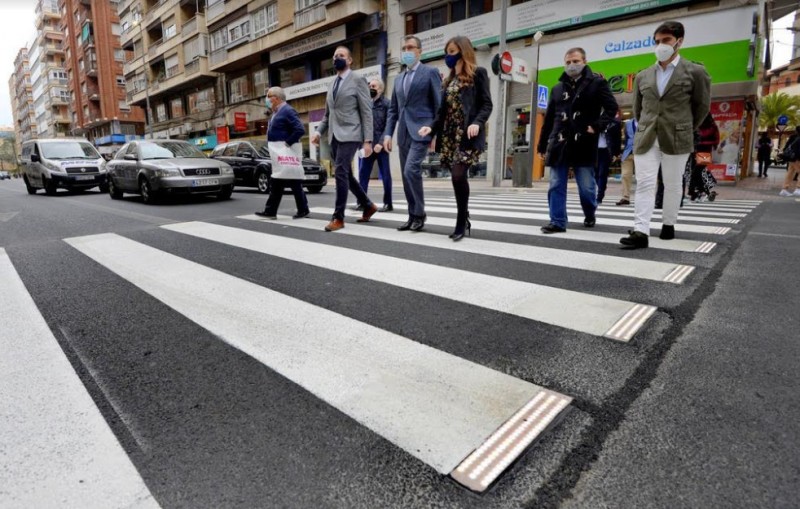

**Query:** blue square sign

left=537, top=85, right=548, bottom=109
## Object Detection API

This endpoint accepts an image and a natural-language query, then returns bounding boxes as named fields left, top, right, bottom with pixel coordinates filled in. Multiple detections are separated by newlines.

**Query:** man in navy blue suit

left=256, top=86, right=310, bottom=220
left=383, top=35, right=442, bottom=232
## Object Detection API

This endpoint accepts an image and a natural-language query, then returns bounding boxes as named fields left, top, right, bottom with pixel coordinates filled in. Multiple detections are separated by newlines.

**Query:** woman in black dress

left=419, top=36, right=493, bottom=241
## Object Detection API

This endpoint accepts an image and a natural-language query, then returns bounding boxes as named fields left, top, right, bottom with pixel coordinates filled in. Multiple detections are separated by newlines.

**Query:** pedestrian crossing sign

left=537, top=85, right=548, bottom=109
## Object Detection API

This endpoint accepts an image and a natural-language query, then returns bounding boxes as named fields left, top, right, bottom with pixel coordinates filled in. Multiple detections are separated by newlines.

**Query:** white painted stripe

left=486, top=193, right=763, bottom=206
left=163, top=221, right=654, bottom=341
left=240, top=215, right=694, bottom=284
left=461, top=197, right=751, bottom=217
left=696, top=241, right=716, bottom=254
left=309, top=208, right=717, bottom=253
left=64, top=233, right=571, bottom=476
left=482, top=193, right=761, bottom=208
left=390, top=204, right=730, bottom=235
left=0, top=249, right=160, bottom=509
left=604, top=303, right=657, bottom=342
left=662, top=265, right=695, bottom=284
left=413, top=199, right=741, bottom=224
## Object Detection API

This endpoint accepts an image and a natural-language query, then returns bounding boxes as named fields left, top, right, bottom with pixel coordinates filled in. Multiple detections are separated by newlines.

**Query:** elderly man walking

left=358, top=78, right=393, bottom=211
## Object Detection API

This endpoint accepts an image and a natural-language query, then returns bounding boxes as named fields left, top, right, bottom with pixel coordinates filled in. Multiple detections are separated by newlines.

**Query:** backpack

left=782, top=139, right=798, bottom=162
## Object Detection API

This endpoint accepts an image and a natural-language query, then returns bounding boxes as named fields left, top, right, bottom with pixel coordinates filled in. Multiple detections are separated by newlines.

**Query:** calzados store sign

left=414, top=0, right=690, bottom=59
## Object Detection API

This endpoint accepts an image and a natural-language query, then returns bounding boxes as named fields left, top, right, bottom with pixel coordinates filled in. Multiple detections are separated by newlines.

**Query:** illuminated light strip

left=714, top=227, right=732, bottom=235
left=662, top=265, right=695, bottom=284
left=695, top=242, right=716, bottom=254
left=451, top=390, right=572, bottom=492
left=604, top=303, right=657, bottom=342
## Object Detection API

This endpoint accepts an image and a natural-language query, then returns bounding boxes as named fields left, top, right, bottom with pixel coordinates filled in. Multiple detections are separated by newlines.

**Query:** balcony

left=145, top=0, right=173, bottom=25
left=181, top=13, right=205, bottom=38
left=148, top=38, right=163, bottom=58
left=209, top=48, right=226, bottom=67
left=53, top=114, right=71, bottom=124
left=44, top=43, right=65, bottom=55
left=86, top=63, right=98, bottom=78
left=184, top=55, right=209, bottom=77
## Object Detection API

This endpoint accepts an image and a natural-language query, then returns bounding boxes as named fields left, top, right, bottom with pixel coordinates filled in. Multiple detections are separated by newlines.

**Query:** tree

left=759, top=92, right=800, bottom=135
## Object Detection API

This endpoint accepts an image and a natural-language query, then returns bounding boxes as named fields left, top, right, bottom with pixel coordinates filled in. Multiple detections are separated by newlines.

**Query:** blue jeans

left=548, top=165, right=597, bottom=229
left=358, top=150, right=392, bottom=205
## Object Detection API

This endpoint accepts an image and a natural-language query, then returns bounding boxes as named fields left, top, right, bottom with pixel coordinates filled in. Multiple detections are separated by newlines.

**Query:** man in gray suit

left=312, top=46, right=378, bottom=232
left=620, top=20, right=711, bottom=249
left=383, top=35, right=442, bottom=232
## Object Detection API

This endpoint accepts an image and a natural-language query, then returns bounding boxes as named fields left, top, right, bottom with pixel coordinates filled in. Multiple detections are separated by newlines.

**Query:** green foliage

left=759, top=93, right=800, bottom=132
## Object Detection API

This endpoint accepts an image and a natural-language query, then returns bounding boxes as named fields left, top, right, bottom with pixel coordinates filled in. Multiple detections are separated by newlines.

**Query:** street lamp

left=133, top=17, right=153, bottom=139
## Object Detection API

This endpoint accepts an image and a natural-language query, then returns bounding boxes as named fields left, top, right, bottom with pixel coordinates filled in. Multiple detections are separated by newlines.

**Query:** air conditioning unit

left=183, top=122, right=192, bottom=134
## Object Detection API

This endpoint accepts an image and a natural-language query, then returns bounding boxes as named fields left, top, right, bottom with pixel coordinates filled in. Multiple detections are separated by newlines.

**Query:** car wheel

left=44, top=177, right=57, bottom=196
left=139, top=177, right=157, bottom=204
left=23, top=175, right=37, bottom=194
left=305, top=185, right=323, bottom=194
left=98, top=182, right=109, bottom=193
left=256, top=170, right=271, bottom=194
left=217, top=184, right=233, bottom=200
left=108, top=179, right=123, bottom=200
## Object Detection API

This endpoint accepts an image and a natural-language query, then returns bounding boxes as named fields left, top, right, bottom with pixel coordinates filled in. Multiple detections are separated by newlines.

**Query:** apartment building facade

left=30, top=0, right=70, bottom=139
left=60, top=0, right=146, bottom=155
left=9, top=48, right=38, bottom=156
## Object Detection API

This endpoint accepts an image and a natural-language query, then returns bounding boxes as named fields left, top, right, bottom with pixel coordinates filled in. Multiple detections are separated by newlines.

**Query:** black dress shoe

left=379, top=204, right=393, bottom=212
left=616, top=198, right=630, bottom=206
left=410, top=218, right=425, bottom=231
left=255, top=211, right=277, bottom=219
left=583, top=218, right=596, bottom=228
left=397, top=218, right=413, bottom=231
left=659, top=225, right=675, bottom=240
left=620, top=230, right=649, bottom=249
left=541, top=223, right=566, bottom=234
left=292, top=210, right=310, bottom=219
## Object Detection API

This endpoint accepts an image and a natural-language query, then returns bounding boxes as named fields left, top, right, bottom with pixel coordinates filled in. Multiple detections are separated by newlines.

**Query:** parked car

left=0, top=171, right=9, bottom=180
left=210, top=140, right=327, bottom=194
left=106, top=140, right=235, bottom=204
left=19, top=138, right=108, bottom=195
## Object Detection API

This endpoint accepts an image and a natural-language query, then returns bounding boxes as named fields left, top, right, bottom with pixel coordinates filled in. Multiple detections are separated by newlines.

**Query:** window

left=184, top=35, right=207, bottom=61
left=114, top=48, right=124, bottom=61
left=210, top=27, right=228, bottom=51
left=116, top=75, right=125, bottom=86
left=170, top=97, right=184, bottom=118
left=253, top=69, right=268, bottom=97
left=229, top=75, right=251, bottom=103
left=416, top=5, right=447, bottom=32
left=227, top=18, right=250, bottom=46
left=155, top=103, right=167, bottom=122
left=222, top=143, right=238, bottom=157
left=252, top=3, right=278, bottom=37
left=118, top=100, right=131, bottom=111
left=165, top=54, right=179, bottom=78
left=164, top=22, right=177, bottom=40
left=279, top=64, right=306, bottom=87
left=111, top=23, right=122, bottom=36
left=413, top=0, right=488, bottom=32
left=187, top=87, right=215, bottom=113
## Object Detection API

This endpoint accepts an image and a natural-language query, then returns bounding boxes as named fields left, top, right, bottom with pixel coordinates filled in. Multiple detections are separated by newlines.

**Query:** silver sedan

left=106, top=140, right=235, bottom=204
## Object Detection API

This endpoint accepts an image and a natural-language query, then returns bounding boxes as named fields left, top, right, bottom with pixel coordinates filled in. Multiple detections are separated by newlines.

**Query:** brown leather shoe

left=616, top=198, right=630, bottom=206
left=324, top=218, right=344, bottom=232
left=356, top=203, right=379, bottom=223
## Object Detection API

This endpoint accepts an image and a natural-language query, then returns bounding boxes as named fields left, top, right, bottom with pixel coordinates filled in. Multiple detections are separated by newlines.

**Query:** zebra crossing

left=0, top=191, right=761, bottom=502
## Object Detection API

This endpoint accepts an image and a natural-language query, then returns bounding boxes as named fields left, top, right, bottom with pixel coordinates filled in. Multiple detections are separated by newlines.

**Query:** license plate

left=74, top=175, right=94, bottom=181
left=304, top=174, right=317, bottom=180
left=192, top=178, right=219, bottom=187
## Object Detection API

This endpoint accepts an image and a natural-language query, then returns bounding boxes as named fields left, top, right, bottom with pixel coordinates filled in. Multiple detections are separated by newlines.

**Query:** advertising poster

left=708, top=100, right=745, bottom=182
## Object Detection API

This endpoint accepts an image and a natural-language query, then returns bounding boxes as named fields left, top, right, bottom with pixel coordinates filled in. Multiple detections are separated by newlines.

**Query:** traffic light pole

left=491, top=0, right=509, bottom=187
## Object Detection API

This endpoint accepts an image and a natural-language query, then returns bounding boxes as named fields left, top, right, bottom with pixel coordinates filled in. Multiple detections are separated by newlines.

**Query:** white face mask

left=655, top=42, right=677, bottom=62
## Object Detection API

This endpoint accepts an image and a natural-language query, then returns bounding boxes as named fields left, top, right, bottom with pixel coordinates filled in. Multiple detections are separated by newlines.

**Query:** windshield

left=40, top=141, right=101, bottom=160
left=250, top=141, right=270, bottom=158
left=140, top=141, right=206, bottom=160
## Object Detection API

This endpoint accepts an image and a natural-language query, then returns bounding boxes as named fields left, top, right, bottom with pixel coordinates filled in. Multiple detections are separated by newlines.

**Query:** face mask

left=400, top=51, right=417, bottom=67
left=265, top=101, right=272, bottom=112
left=369, top=89, right=378, bottom=98
left=444, top=52, right=462, bottom=69
left=333, top=57, right=347, bottom=71
left=564, top=63, right=585, bottom=78
left=655, top=42, right=678, bottom=62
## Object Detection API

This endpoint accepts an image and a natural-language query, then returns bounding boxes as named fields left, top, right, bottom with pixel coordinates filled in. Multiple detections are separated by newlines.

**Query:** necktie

left=333, top=77, right=341, bottom=100
left=404, top=69, right=415, bottom=96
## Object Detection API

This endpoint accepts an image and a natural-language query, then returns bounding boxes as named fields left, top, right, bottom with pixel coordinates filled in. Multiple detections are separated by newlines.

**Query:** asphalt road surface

left=1, top=176, right=796, bottom=508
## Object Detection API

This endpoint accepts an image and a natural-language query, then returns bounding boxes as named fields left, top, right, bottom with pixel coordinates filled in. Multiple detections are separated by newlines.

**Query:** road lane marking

left=470, top=194, right=759, bottom=212
left=0, top=248, right=160, bottom=509
left=458, top=197, right=751, bottom=217
left=309, top=208, right=718, bottom=253
left=63, top=233, right=572, bottom=489
left=240, top=215, right=695, bottom=284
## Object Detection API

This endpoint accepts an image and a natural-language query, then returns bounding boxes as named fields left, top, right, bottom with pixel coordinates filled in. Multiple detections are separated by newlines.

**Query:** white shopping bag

left=268, top=142, right=304, bottom=179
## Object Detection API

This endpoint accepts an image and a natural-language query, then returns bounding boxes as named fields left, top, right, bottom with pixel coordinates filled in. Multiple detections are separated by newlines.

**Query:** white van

left=20, top=138, right=108, bottom=195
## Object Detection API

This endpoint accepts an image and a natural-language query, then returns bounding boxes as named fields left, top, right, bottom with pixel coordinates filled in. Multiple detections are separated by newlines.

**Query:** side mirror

left=124, top=154, right=137, bottom=161
left=30, top=154, right=41, bottom=163
left=241, top=151, right=254, bottom=159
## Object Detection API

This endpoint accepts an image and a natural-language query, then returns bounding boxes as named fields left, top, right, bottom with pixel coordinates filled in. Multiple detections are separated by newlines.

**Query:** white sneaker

left=779, top=189, right=793, bottom=197
left=698, top=194, right=708, bottom=202
left=793, top=189, right=800, bottom=196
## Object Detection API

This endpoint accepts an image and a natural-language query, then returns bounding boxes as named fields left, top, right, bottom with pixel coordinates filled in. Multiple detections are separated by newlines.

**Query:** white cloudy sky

left=0, top=5, right=796, bottom=126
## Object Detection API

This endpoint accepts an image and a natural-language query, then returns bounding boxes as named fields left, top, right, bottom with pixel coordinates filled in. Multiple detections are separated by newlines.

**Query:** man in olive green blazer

left=620, top=20, right=711, bottom=249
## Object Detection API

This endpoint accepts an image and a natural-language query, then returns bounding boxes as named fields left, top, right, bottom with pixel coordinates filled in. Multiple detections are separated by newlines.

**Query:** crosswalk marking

left=240, top=215, right=695, bottom=284
left=470, top=194, right=759, bottom=212
left=414, top=199, right=741, bottom=224
left=163, top=221, right=657, bottom=340
left=63, top=233, right=572, bottom=490
left=388, top=204, right=732, bottom=235
left=0, top=249, right=160, bottom=509
left=462, top=197, right=749, bottom=218
left=487, top=192, right=763, bottom=207
left=310, top=207, right=717, bottom=253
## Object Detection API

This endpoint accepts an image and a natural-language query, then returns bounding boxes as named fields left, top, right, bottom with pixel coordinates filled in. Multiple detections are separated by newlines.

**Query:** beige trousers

left=783, top=161, right=800, bottom=191
left=621, top=154, right=635, bottom=200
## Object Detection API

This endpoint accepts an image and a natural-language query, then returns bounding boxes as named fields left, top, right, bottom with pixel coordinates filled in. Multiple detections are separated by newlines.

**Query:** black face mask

left=369, top=89, right=378, bottom=98
left=333, top=57, right=347, bottom=71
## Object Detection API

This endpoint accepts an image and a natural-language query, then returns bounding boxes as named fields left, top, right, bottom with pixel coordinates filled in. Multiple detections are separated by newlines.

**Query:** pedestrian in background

left=311, top=46, right=379, bottom=231
left=756, top=132, right=772, bottom=178
left=537, top=47, right=619, bottom=233
left=616, top=117, right=637, bottom=206
left=421, top=35, right=492, bottom=241
left=383, top=35, right=442, bottom=232
left=358, top=78, right=393, bottom=212
left=686, top=113, right=719, bottom=202
left=595, top=110, right=622, bottom=205
left=255, top=87, right=309, bottom=220
left=620, top=20, right=711, bottom=249
left=779, top=126, right=800, bottom=197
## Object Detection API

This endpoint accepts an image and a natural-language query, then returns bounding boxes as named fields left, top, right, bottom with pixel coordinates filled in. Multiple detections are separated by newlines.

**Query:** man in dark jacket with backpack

left=537, top=47, right=619, bottom=233
left=780, top=127, right=800, bottom=197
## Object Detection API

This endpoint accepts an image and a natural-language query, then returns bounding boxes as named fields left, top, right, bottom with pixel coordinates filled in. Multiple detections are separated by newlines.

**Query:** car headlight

left=45, top=162, right=65, bottom=173
left=153, top=168, right=180, bottom=177
left=220, top=165, right=233, bottom=175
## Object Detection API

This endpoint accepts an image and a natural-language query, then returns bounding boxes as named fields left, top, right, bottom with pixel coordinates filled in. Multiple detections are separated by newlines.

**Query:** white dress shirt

left=656, top=54, right=680, bottom=96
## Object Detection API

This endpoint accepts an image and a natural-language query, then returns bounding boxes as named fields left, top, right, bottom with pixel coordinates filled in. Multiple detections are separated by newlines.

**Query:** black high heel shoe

left=450, top=218, right=471, bottom=241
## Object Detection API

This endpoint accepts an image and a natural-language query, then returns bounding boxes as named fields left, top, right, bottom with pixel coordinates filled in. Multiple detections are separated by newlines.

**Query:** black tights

left=451, top=163, right=470, bottom=231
